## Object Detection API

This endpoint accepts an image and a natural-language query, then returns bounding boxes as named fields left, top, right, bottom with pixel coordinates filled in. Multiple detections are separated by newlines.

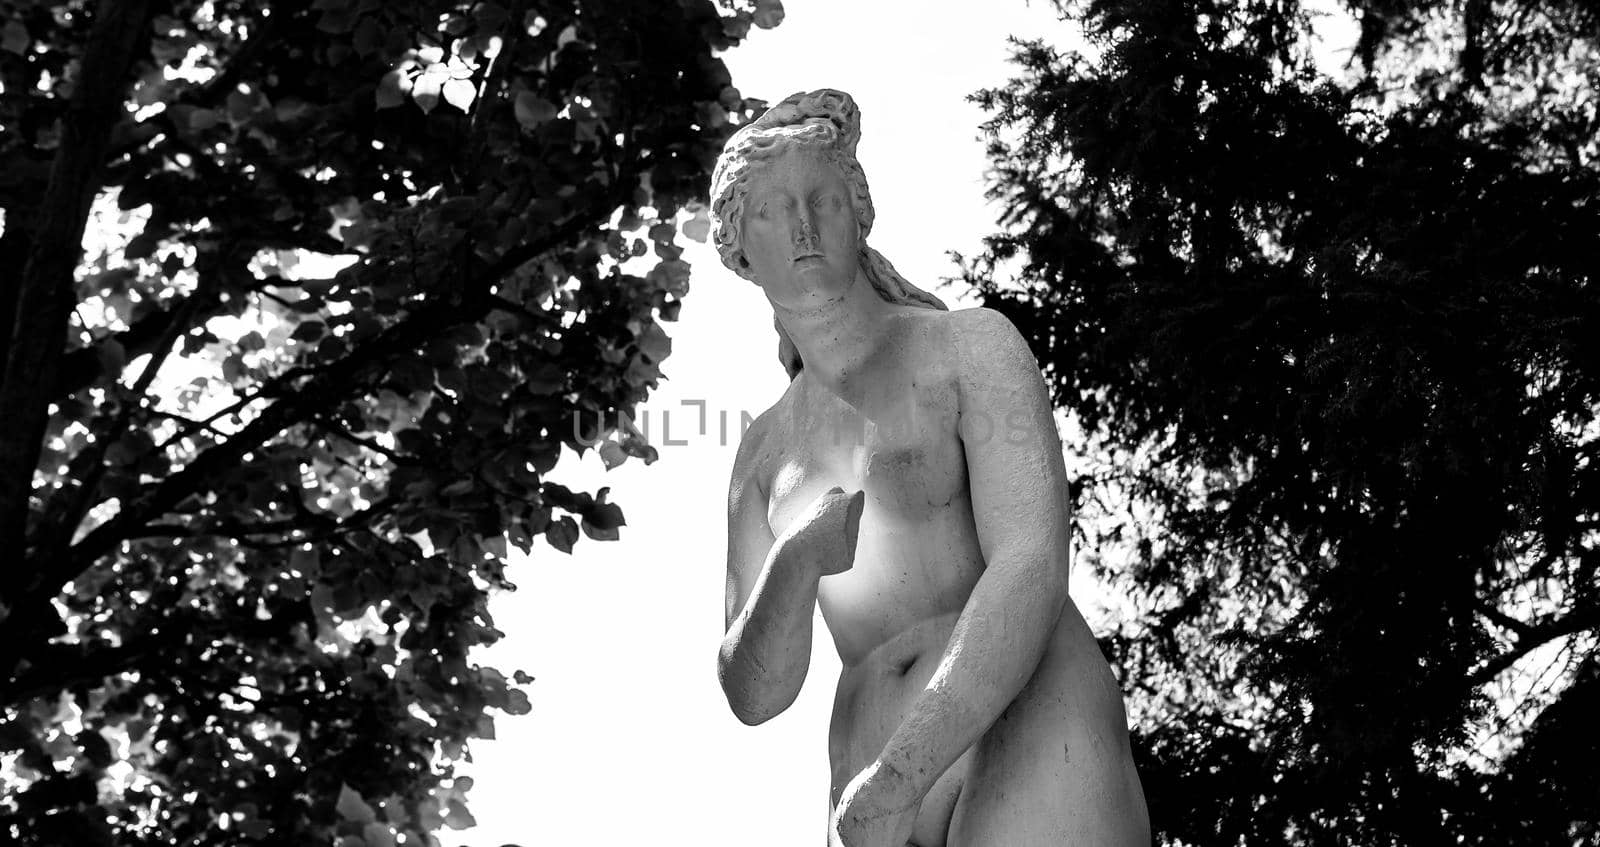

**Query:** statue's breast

left=766, top=376, right=967, bottom=537
left=854, top=407, right=967, bottom=518
left=765, top=377, right=989, bottom=664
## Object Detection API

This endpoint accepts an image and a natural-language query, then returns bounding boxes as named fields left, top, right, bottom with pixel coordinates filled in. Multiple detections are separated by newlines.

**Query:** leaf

left=290, top=546, right=320, bottom=577
left=124, top=231, right=161, bottom=260
left=76, top=731, right=114, bottom=769
left=475, top=3, right=509, bottom=32
left=504, top=688, right=531, bottom=715
left=544, top=516, right=578, bottom=554
left=237, top=330, right=266, bottom=352
left=647, top=258, right=691, bottom=296
left=753, top=0, right=785, bottom=29
left=1, top=21, right=28, bottom=55
left=221, top=353, right=245, bottom=383
left=443, top=799, right=477, bottom=830
left=598, top=440, right=628, bottom=470
left=318, top=335, right=348, bottom=360
left=353, top=16, right=384, bottom=57
left=412, top=77, right=442, bottom=114
left=274, top=97, right=312, bottom=123
left=681, top=205, right=711, bottom=242
left=580, top=516, right=619, bottom=541
left=317, top=7, right=356, bottom=34
left=514, top=92, right=557, bottom=131
left=375, top=70, right=406, bottom=109
left=337, top=783, right=377, bottom=824
left=96, top=338, right=127, bottom=377
left=583, top=490, right=626, bottom=537
left=188, top=108, right=220, bottom=132
left=226, top=88, right=258, bottom=123
left=311, top=583, right=337, bottom=631
left=442, top=78, right=476, bottom=112
left=635, top=321, right=672, bottom=362
left=362, top=823, right=396, bottom=847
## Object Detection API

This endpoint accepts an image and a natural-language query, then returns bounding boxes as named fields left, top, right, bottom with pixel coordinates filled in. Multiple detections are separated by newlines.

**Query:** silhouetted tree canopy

left=967, top=0, right=1598, bottom=842
left=0, top=0, right=778, bottom=843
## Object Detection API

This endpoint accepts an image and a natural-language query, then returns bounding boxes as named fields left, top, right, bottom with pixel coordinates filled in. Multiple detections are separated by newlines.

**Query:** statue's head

left=710, top=90, right=873, bottom=285
left=709, top=89, right=947, bottom=378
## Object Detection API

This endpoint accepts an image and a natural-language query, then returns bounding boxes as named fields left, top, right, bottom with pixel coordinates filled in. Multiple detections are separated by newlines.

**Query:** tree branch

left=38, top=283, right=213, bottom=551
left=3, top=142, right=639, bottom=686
left=1, top=595, right=317, bottom=706
left=1, top=627, right=182, bottom=705
left=1469, top=604, right=1600, bottom=688
left=317, top=418, right=407, bottom=462
left=52, top=249, right=294, bottom=399
left=132, top=496, right=397, bottom=548
left=57, top=301, right=472, bottom=582
left=1476, top=601, right=1536, bottom=639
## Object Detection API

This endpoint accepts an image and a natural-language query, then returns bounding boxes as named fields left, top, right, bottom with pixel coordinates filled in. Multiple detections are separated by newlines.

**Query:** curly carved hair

left=708, top=89, right=947, bottom=379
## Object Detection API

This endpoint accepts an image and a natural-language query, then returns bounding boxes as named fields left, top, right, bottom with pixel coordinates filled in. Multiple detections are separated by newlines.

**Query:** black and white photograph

left=0, top=0, right=1595, bottom=844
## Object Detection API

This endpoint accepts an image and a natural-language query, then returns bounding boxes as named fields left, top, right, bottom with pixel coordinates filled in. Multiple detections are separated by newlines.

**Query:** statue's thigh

left=944, top=699, right=1102, bottom=847
left=945, top=718, right=1147, bottom=847
left=909, top=747, right=971, bottom=847
left=944, top=736, right=1075, bottom=847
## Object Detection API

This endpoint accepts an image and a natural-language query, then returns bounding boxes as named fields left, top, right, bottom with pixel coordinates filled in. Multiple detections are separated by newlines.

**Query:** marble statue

left=711, top=90, right=1150, bottom=846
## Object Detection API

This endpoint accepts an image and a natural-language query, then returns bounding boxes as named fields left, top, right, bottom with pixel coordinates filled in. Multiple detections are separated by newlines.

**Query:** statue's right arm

left=718, top=421, right=854, bottom=726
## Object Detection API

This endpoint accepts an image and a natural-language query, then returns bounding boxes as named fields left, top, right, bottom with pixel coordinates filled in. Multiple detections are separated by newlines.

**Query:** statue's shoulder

left=941, top=306, right=1039, bottom=383
left=889, top=304, right=1018, bottom=340
left=887, top=305, right=1027, bottom=377
left=944, top=305, right=1023, bottom=342
left=730, top=393, right=786, bottom=482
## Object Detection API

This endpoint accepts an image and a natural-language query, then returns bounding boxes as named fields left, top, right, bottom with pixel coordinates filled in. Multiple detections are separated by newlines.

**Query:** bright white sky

left=444, top=4, right=1360, bottom=845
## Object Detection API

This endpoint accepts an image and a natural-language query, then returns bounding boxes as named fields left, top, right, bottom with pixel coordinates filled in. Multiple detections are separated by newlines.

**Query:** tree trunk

left=0, top=0, right=153, bottom=598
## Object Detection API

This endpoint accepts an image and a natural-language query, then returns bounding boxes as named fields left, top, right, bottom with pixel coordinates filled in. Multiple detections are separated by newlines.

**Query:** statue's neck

left=771, top=270, right=893, bottom=403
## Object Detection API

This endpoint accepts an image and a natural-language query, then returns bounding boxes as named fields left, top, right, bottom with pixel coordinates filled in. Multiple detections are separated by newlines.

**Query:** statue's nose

left=793, top=217, right=818, bottom=248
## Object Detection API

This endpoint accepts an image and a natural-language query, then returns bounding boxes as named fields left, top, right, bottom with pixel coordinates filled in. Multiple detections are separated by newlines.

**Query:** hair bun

left=740, top=89, right=862, bottom=158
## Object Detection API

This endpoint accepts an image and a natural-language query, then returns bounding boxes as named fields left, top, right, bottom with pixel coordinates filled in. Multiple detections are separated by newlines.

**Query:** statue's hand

left=779, top=486, right=865, bottom=577
left=829, top=761, right=919, bottom=847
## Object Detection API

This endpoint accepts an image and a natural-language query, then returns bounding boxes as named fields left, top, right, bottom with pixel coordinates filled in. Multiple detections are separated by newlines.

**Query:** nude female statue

left=711, top=90, right=1150, bottom=847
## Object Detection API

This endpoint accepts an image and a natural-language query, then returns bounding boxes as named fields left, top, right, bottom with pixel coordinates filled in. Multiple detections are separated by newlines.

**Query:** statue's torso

left=765, top=315, right=980, bottom=664
left=754, top=308, right=1147, bottom=843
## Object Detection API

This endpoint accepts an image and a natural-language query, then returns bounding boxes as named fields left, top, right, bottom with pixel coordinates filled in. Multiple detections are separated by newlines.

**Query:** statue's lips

left=791, top=253, right=826, bottom=265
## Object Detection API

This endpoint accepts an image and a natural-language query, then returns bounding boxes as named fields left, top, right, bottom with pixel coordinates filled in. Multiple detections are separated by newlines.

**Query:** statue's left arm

left=845, top=307, right=1075, bottom=824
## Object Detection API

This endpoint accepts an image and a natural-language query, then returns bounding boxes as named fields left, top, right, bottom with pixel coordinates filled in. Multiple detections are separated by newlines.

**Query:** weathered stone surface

left=712, top=90, right=1150, bottom=846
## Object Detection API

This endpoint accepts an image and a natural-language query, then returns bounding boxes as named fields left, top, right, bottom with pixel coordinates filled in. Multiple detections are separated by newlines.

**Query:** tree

left=0, top=0, right=779, bottom=843
left=965, top=0, right=1599, bottom=842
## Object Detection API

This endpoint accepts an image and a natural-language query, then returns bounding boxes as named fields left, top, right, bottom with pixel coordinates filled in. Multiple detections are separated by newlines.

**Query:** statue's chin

left=761, top=262, right=860, bottom=309
left=798, top=258, right=862, bottom=287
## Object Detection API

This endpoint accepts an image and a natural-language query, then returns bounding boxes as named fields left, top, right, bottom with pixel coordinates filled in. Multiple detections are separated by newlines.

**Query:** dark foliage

left=0, top=0, right=779, bottom=843
left=966, top=0, right=1599, bottom=842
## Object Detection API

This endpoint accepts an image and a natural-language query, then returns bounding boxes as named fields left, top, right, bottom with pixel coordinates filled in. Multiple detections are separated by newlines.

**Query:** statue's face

left=737, top=145, right=862, bottom=308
